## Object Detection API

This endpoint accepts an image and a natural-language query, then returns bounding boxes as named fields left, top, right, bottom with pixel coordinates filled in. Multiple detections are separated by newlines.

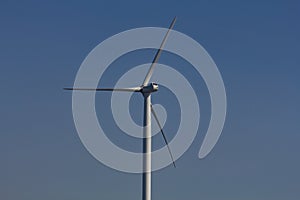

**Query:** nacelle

left=141, top=83, right=159, bottom=93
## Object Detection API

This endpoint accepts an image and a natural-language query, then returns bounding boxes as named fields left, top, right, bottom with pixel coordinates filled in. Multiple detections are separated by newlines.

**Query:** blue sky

left=1, top=0, right=300, bottom=199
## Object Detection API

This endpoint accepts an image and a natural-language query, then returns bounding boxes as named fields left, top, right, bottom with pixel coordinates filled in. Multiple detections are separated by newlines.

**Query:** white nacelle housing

left=141, top=83, right=158, bottom=93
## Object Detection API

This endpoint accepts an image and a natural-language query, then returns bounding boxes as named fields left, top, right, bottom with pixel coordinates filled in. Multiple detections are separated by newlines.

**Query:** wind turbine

left=65, top=17, right=177, bottom=200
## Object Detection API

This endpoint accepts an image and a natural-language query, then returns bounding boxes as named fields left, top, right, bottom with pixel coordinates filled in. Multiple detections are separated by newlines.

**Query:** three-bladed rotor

left=64, top=17, right=177, bottom=168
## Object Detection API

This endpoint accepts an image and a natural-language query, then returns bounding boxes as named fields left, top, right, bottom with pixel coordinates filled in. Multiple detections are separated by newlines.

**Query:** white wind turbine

left=65, top=17, right=177, bottom=200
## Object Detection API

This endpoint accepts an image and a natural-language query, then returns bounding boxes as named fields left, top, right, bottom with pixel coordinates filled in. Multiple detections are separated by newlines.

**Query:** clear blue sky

left=1, top=0, right=299, bottom=199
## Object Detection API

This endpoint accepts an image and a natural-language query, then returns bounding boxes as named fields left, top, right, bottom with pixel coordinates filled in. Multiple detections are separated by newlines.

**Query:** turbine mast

left=142, top=92, right=152, bottom=200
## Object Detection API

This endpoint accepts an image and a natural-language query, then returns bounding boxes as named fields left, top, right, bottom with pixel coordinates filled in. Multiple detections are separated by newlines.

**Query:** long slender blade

left=64, top=87, right=141, bottom=92
left=142, top=17, right=177, bottom=86
left=151, top=104, right=176, bottom=168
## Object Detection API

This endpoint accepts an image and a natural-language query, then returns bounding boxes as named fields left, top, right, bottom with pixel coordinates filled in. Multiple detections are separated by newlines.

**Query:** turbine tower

left=65, top=17, right=177, bottom=200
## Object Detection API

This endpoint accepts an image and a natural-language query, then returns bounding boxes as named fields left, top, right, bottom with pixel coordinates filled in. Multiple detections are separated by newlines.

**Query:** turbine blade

left=142, top=17, right=177, bottom=86
left=151, top=104, right=176, bottom=168
left=64, top=87, right=141, bottom=92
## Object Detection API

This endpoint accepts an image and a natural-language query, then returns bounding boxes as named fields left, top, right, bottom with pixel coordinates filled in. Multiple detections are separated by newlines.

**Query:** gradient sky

left=1, top=0, right=300, bottom=200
